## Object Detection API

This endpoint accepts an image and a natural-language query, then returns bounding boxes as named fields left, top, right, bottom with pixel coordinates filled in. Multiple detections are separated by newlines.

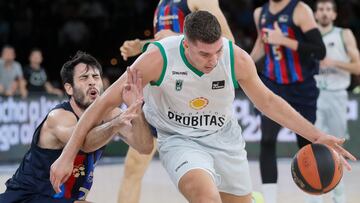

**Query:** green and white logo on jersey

left=175, top=79, right=183, bottom=91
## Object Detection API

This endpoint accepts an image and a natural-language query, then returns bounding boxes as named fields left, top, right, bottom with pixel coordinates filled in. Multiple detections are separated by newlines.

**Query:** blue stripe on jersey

left=172, top=6, right=180, bottom=32
left=280, top=24, right=298, bottom=82
left=265, top=50, right=271, bottom=78
left=273, top=51, right=282, bottom=83
left=159, top=6, right=165, bottom=30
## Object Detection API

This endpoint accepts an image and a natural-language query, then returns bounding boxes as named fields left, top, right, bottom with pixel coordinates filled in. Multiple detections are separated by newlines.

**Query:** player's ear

left=333, top=11, right=337, bottom=21
left=183, top=39, right=189, bottom=49
left=64, top=83, right=73, bottom=96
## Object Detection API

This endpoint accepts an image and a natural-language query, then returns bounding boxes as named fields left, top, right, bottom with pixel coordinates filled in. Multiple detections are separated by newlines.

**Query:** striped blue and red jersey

left=259, top=0, right=319, bottom=84
left=153, top=0, right=191, bottom=33
left=4, top=102, right=104, bottom=201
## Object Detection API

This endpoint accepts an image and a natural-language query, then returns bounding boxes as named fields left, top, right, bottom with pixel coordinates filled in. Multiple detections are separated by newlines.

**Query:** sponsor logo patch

left=189, top=97, right=209, bottom=110
left=212, top=80, right=225, bottom=89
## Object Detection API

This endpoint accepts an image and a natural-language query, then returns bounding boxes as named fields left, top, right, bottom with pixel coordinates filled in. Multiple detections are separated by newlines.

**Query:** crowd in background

left=1, top=0, right=360, bottom=97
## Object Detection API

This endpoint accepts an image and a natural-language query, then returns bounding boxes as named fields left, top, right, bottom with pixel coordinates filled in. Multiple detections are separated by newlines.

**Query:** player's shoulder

left=45, top=108, right=77, bottom=128
left=341, top=28, right=354, bottom=36
left=232, top=44, right=254, bottom=67
left=254, top=6, right=262, bottom=16
left=294, top=1, right=312, bottom=14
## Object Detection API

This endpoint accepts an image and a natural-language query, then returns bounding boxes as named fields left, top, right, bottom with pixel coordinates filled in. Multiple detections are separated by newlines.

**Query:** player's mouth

left=88, top=88, right=99, bottom=99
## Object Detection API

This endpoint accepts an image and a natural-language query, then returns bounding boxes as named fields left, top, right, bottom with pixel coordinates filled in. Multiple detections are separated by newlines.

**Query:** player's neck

left=318, top=23, right=334, bottom=35
left=269, top=0, right=291, bottom=14
left=69, top=98, right=85, bottom=118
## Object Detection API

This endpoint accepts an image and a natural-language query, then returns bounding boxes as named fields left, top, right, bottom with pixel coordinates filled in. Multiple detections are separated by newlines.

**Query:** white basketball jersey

left=315, top=27, right=351, bottom=90
left=143, top=35, right=239, bottom=138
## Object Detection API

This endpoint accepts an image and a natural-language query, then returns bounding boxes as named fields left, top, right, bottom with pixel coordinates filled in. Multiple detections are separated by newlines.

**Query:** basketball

left=291, top=143, right=343, bottom=195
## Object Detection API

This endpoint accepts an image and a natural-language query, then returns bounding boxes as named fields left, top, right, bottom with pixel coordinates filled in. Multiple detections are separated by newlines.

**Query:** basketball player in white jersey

left=306, top=1, right=360, bottom=203
left=50, top=11, right=355, bottom=203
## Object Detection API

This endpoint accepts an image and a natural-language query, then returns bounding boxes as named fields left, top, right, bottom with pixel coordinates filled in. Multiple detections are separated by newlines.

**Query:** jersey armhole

left=340, top=29, right=348, bottom=54
left=144, top=42, right=167, bottom=86
left=228, top=41, right=240, bottom=89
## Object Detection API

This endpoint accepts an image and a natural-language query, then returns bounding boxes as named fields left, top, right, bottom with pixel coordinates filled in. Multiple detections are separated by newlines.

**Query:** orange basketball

left=291, top=143, right=343, bottom=195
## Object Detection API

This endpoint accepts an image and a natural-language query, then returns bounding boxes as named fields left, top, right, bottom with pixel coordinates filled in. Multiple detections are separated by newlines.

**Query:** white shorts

left=157, top=119, right=252, bottom=196
left=316, top=90, right=349, bottom=139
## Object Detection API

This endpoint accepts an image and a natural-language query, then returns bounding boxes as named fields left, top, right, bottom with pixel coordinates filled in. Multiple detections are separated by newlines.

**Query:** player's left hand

left=154, top=29, right=178, bottom=41
left=262, top=22, right=285, bottom=45
left=122, top=67, right=143, bottom=106
left=50, top=155, right=74, bottom=193
left=315, top=134, right=356, bottom=171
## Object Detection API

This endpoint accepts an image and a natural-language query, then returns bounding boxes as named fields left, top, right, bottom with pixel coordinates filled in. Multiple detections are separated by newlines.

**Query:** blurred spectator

left=23, top=48, right=63, bottom=96
left=0, top=45, right=27, bottom=98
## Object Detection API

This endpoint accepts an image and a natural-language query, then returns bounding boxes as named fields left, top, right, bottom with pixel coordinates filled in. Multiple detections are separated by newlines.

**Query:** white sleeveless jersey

left=143, top=35, right=239, bottom=138
left=315, top=27, right=351, bottom=90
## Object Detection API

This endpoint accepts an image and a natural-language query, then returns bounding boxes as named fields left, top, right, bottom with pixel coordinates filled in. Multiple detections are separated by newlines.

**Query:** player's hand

left=154, top=29, right=178, bottom=41
left=122, top=67, right=143, bottom=106
left=315, top=134, right=356, bottom=171
left=120, top=39, right=142, bottom=61
left=113, top=98, right=143, bottom=138
left=262, top=22, right=284, bottom=45
left=320, top=58, right=336, bottom=69
left=50, top=155, right=74, bottom=193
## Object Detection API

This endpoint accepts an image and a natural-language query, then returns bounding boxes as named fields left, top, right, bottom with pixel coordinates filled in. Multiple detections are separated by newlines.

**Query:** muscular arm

left=41, top=108, right=126, bottom=153
left=234, top=44, right=323, bottom=142
left=189, top=0, right=235, bottom=42
left=328, top=29, right=360, bottom=75
left=250, top=7, right=265, bottom=63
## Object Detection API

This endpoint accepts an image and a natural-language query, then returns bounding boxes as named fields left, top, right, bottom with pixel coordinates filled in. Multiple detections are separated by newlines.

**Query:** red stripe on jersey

left=164, top=5, right=171, bottom=29
left=178, top=9, right=185, bottom=33
left=287, top=28, right=304, bottom=82
left=64, top=154, right=86, bottom=198
left=279, top=48, right=289, bottom=84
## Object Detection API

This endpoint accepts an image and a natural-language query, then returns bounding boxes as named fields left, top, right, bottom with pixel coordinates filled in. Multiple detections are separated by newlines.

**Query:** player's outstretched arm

left=232, top=44, right=356, bottom=166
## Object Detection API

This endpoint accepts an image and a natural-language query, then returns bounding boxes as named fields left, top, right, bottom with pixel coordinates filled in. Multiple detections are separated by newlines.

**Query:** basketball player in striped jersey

left=306, top=1, right=360, bottom=203
left=0, top=52, right=153, bottom=203
left=119, top=1, right=234, bottom=202
left=250, top=0, right=327, bottom=202
left=51, top=11, right=355, bottom=203
left=120, top=0, right=234, bottom=61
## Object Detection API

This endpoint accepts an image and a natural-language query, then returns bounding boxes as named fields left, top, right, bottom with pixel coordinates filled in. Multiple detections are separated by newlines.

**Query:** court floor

left=0, top=158, right=359, bottom=203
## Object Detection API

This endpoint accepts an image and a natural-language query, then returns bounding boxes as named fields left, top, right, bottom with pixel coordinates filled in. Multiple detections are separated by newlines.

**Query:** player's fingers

left=126, top=67, right=134, bottom=84
left=132, top=69, right=138, bottom=86
left=121, top=54, right=127, bottom=61
left=61, top=173, right=71, bottom=185
left=334, top=143, right=356, bottom=161
left=340, top=155, right=352, bottom=171
left=50, top=170, right=55, bottom=188
left=53, top=177, right=62, bottom=193
left=137, top=72, right=143, bottom=97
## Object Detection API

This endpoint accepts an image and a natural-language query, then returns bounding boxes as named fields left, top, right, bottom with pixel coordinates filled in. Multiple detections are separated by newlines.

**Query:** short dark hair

left=60, top=51, right=102, bottom=86
left=2, top=45, right=15, bottom=52
left=184, top=10, right=222, bottom=44
left=316, top=0, right=337, bottom=11
left=29, top=47, right=42, bottom=54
